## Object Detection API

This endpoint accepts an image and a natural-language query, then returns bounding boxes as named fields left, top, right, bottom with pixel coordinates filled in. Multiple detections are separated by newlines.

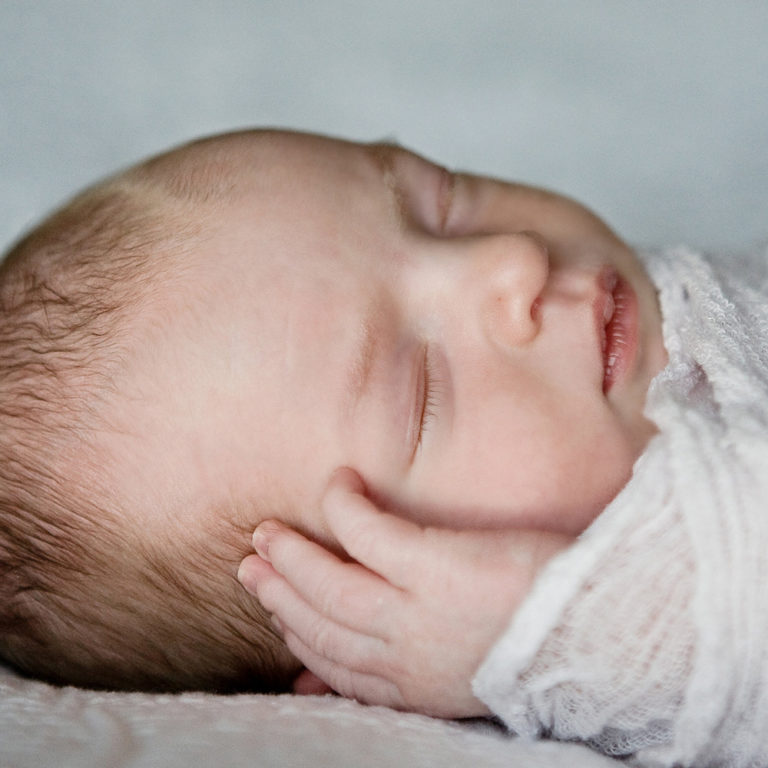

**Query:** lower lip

left=601, top=272, right=639, bottom=394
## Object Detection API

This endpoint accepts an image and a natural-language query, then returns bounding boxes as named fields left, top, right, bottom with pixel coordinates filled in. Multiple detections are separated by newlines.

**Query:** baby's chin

left=576, top=417, right=661, bottom=534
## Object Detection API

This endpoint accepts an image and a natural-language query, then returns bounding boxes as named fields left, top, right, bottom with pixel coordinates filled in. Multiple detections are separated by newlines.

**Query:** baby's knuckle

left=264, top=531, right=295, bottom=568
left=331, top=666, right=360, bottom=702
left=370, top=646, right=401, bottom=681
left=334, top=576, right=363, bottom=611
left=351, top=636, right=390, bottom=674
left=344, top=518, right=379, bottom=559
left=253, top=575, right=281, bottom=612
left=305, top=617, right=337, bottom=658
left=314, top=571, right=345, bottom=615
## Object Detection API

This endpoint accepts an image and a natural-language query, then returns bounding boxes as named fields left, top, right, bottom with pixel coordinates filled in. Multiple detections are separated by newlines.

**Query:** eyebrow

left=344, top=313, right=381, bottom=419
left=341, top=147, right=406, bottom=418
left=366, top=144, right=408, bottom=229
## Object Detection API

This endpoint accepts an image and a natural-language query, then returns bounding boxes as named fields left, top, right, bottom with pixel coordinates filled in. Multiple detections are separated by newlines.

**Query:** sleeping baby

left=234, top=134, right=768, bottom=767
left=0, top=129, right=764, bottom=767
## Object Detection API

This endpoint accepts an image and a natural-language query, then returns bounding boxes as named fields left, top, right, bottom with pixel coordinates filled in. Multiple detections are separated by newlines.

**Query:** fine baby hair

left=0, top=148, right=297, bottom=692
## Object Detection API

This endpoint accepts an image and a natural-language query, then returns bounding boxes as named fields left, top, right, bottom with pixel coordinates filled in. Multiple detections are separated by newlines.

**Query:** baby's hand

left=237, top=468, right=571, bottom=719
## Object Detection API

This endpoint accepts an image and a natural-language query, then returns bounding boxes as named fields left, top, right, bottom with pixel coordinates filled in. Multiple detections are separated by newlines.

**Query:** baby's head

left=0, top=143, right=304, bottom=692
left=0, top=130, right=667, bottom=692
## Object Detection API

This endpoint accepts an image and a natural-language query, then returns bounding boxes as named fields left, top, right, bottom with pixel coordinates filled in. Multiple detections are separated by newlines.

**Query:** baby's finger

left=274, top=588, right=391, bottom=675
left=321, top=468, right=425, bottom=589
left=237, top=552, right=276, bottom=596
left=252, top=519, right=397, bottom=637
left=282, top=626, right=405, bottom=711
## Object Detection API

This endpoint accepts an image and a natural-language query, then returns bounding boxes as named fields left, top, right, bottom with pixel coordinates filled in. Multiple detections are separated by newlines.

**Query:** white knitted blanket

left=474, top=245, right=768, bottom=767
left=0, top=660, right=623, bottom=768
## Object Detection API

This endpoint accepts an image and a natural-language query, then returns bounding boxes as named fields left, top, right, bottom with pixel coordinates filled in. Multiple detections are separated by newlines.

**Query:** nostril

left=486, top=289, right=542, bottom=349
left=475, top=231, right=550, bottom=349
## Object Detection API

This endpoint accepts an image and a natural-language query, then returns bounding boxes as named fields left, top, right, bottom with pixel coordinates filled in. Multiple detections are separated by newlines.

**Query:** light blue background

left=2, top=1, right=766, bottom=253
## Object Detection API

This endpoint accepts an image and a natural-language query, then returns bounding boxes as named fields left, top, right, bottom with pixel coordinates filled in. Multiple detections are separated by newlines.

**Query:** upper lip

left=595, top=267, right=638, bottom=393
left=595, top=268, right=619, bottom=362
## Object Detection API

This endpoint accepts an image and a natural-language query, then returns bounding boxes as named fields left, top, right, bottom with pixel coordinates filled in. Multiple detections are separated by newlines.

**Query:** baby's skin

left=223, top=130, right=667, bottom=718
left=238, top=468, right=571, bottom=717
left=35, top=129, right=662, bottom=705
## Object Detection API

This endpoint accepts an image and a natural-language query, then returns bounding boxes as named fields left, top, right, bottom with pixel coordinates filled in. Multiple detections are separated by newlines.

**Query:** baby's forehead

left=158, top=130, right=363, bottom=177
left=143, top=130, right=401, bottom=214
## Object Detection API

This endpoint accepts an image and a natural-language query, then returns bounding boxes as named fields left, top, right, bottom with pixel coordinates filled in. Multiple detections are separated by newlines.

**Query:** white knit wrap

left=473, top=245, right=768, bottom=767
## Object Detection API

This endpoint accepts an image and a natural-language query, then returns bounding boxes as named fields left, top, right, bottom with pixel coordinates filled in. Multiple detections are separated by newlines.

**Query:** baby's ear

left=292, top=668, right=335, bottom=696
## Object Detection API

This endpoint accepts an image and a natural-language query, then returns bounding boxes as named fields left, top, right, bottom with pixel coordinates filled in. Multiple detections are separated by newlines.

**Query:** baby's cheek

left=356, top=408, right=636, bottom=537
left=558, top=433, right=638, bottom=534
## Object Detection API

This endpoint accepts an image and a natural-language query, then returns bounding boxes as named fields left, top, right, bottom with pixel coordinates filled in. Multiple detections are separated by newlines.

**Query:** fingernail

left=252, top=528, right=271, bottom=561
left=237, top=558, right=258, bottom=593
left=270, top=614, right=283, bottom=634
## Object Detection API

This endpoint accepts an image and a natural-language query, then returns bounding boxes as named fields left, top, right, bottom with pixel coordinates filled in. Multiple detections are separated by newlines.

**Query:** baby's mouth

left=600, top=270, right=639, bottom=394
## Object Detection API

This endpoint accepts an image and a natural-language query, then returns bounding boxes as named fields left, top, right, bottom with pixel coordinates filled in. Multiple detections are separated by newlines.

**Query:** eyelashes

left=416, top=345, right=442, bottom=450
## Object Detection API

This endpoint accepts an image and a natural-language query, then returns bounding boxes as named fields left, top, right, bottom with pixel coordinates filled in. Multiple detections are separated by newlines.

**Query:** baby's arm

left=237, top=467, right=571, bottom=719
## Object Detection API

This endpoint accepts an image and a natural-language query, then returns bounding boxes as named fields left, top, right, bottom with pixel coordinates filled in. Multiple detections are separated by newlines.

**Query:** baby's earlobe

left=292, top=668, right=335, bottom=696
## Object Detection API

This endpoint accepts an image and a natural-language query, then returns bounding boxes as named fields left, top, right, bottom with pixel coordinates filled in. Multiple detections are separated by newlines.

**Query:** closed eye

left=416, top=344, right=441, bottom=452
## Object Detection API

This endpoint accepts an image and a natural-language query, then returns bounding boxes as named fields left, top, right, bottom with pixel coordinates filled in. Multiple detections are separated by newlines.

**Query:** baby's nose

left=476, top=232, right=549, bottom=349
